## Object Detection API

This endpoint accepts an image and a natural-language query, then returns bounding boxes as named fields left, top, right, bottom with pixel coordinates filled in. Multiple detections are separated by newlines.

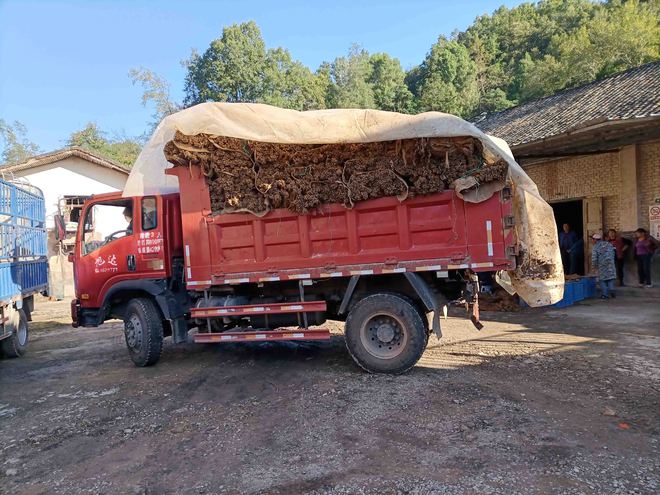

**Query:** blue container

left=519, top=276, right=598, bottom=308
left=583, top=277, right=597, bottom=298
left=573, top=279, right=585, bottom=301
left=553, top=281, right=577, bottom=308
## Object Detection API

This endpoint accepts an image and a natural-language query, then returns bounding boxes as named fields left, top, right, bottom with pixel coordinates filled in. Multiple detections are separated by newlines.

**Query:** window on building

left=61, top=195, right=90, bottom=229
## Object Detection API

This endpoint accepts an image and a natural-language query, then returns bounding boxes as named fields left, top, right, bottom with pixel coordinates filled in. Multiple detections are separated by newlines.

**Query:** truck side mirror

left=54, top=214, right=66, bottom=241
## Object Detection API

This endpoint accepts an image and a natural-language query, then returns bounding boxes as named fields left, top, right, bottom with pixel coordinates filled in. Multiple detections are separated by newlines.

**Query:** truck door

left=134, top=196, right=166, bottom=274
left=74, top=197, right=138, bottom=308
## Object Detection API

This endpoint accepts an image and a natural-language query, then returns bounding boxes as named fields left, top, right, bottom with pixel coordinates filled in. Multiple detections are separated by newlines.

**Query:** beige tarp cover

left=125, top=102, right=563, bottom=306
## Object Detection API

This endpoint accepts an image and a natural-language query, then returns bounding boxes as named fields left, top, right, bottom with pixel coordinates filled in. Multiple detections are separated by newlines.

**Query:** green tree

left=184, top=21, right=267, bottom=105
left=129, top=67, right=180, bottom=131
left=520, top=0, right=660, bottom=99
left=68, top=123, right=141, bottom=167
left=156, top=5, right=660, bottom=124
left=368, top=53, right=414, bottom=113
left=325, top=45, right=375, bottom=109
left=0, top=120, right=41, bottom=165
left=260, top=47, right=326, bottom=110
left=410, top=37, right=479, bottom=117
left=183, top=21, right=323, bottom=110
left=454, top=0, right=658, bottom=112
left=457, top=0, right=600, bottom=111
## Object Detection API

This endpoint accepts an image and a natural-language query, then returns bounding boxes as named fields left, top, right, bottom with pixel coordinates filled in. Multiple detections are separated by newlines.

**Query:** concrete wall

left=522, top=139, right=660, bottom=285
left=14, top=156, right=127, bottom=229
left=12, top=157, right=128, bottom=298
left=523, top=140, right=660, bottom=232
left=638, top=140, right=660, bottom=229
left=524, top=151, right=622, bottom=229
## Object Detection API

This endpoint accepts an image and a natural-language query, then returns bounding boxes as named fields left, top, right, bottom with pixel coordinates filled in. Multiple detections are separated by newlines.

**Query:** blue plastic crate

left=552, top=281, right=576, bottom=307
left=573, top=279, right=585, bottom=301
left=518, top=276, right=598, bottom=308
left=583, top=277, right=597, bottom=298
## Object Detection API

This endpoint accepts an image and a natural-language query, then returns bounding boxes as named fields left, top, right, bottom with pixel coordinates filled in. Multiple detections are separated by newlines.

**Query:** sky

left=0, top=0, right=523, bottom=151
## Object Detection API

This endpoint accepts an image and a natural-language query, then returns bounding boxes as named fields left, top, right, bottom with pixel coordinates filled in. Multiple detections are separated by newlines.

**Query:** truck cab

left=71, top=192, right=185, bottom=329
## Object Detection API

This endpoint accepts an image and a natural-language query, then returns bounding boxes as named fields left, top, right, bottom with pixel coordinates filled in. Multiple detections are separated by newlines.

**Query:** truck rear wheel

left=1, top=309, right=28, bottom=358
left=345, top=293, right=427, bottom=374
left=123, top=298, right=163, bottom=367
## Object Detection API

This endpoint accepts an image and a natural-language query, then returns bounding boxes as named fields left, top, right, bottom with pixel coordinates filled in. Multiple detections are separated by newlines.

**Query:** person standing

left=608, top=229, right=631, bottom=286
left=634, top=228, right=658, bottom=288
left=559, top=223, right=578, bottom=274
left=591, top=233, right=617, bottom=299
left=568, top=237, right=584, bottom=275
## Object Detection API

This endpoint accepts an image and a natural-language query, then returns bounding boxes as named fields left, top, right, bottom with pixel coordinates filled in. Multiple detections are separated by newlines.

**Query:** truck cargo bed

left=0, top=179, right=48, bottom=304
left=168, top=167, right=516, bottom=288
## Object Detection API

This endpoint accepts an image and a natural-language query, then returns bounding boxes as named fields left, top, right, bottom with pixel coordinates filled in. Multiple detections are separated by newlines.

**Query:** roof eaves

left=509, top=114, right=660, bottom=150
left=0, top=147, right=131, bottom=175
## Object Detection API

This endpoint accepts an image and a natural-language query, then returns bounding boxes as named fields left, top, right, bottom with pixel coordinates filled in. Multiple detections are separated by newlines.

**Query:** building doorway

left=551, top=199, right=585, bottom=275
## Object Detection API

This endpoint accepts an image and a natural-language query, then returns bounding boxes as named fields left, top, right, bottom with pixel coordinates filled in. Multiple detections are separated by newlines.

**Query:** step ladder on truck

left=0, top=178, right=48, bottom=357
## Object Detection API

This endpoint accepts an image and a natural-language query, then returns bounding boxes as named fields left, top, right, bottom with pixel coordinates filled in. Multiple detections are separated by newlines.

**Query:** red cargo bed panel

left=167, top=167, right=515, bottom=287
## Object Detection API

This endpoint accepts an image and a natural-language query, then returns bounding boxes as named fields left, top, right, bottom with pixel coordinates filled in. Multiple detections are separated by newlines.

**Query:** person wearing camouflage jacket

left=591, top=233, right=616, bottom=299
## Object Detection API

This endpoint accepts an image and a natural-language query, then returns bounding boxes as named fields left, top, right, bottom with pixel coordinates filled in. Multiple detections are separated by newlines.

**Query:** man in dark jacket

left=559, top=223, right=578, bottom=274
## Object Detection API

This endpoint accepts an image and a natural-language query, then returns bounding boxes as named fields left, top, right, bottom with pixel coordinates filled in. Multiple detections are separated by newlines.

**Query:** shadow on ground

left=0, top=290, right=658, bottom=494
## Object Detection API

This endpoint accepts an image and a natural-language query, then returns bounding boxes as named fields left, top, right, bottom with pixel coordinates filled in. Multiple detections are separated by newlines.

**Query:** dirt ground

left=1, top=289, right=659, bottom=495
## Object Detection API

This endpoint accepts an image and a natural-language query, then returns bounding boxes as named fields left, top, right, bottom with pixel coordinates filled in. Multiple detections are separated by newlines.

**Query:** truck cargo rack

left=194, top=328, right=331, bottom=344
left=191, top=298, right=330, bottom=344
left=190, top=300, right=326, bottom=319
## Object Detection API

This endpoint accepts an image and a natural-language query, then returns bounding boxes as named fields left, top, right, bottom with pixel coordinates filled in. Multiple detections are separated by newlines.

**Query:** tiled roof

left=0, top=146, right=130, bottom=175
left=475, top=61, right=660, bottom=146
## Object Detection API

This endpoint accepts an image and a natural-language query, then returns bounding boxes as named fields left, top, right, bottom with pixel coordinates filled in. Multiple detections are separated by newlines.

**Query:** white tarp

left=125, top=102, right=563, bottom=306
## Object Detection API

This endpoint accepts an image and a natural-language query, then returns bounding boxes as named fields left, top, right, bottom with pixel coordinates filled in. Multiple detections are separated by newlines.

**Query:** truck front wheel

left=345, top=293, right=427, bottom=374
left=1, top=309, right=28, bottom=358
left=123, top=298, right=164, bottom=367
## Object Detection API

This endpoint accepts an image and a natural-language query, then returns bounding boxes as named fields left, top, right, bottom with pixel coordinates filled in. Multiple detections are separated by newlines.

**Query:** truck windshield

left=82, top=199, right=134, bottom=255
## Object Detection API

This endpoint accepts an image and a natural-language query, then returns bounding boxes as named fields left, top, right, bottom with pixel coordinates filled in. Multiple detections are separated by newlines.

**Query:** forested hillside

left=179, top=0, right=659, bottom=120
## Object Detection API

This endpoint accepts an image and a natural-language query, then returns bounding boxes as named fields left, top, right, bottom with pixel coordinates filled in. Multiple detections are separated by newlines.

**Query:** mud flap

left=404, top=272, right=442, bottom=339
left=470, top=296, right=483, bottom=330
left=466, top=276, right=483, bottom=331
left=171, top=318, right=189, bottom=344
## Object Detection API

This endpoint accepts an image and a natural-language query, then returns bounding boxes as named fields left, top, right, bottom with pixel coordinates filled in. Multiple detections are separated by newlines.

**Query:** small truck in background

left=0, top=178, right=48, bottom=357
left=70, top=164, right=517, bottom=373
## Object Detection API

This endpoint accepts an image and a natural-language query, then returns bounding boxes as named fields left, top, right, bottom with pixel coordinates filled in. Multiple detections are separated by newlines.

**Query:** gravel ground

left=0, top=289, right=658, bottom=494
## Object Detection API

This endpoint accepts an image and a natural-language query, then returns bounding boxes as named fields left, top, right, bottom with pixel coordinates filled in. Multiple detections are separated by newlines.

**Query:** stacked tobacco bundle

left=164, top=131, right=508, bottom=215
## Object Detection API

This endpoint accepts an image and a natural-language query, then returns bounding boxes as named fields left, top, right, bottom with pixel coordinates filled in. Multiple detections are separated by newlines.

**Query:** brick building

left=476, top=61, right=660, bottom=282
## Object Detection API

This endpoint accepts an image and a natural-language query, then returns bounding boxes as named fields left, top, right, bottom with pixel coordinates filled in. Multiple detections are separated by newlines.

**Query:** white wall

left=12, top=156, right=128, bottom=299
left=14, top=156, right=128, bottom=229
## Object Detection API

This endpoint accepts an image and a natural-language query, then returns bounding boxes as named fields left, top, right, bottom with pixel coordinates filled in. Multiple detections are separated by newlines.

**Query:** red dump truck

left=71, top=165, right=516, bottom=373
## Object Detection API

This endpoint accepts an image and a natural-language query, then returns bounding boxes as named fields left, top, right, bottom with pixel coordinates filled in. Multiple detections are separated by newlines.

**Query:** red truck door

left=74, top=195, right=139, bottom=307
left=134, top=196, right=167, bottom=274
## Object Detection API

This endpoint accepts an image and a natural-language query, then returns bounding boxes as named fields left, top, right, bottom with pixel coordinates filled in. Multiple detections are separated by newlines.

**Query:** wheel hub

left=16, top=318, right=27, bottom=346
left=376, top=323, right=396, bottom=343
left=360, top=314, right=408, bottom=359
left=126, top=315, right=143, bottom=349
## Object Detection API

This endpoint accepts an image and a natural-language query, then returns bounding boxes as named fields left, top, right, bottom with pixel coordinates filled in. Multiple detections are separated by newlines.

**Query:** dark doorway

left=551, top=199, right=584, bottom=275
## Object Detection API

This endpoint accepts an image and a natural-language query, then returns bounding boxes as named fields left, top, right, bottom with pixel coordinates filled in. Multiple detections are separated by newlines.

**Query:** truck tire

left=1, top=309, right=28, bottom=358
left=345, top=293, right=427, bottom=374
left=123, top=298, right=164, bottom=367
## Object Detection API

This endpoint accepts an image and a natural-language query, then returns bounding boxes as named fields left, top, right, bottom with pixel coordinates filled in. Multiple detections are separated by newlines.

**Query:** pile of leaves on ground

left=164, top=131, right=508, bottom=215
